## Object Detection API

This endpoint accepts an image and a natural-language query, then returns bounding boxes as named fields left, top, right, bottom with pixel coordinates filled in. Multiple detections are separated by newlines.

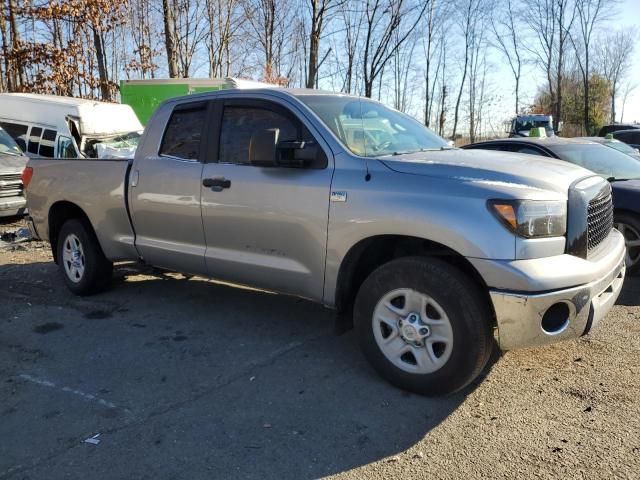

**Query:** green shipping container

left=119, top=78, right=231, bottom=125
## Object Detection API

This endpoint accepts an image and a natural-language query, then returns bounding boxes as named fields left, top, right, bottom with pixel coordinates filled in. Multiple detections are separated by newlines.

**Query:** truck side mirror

left=249, top=129, right=279, bottom=167
left=277, top=140, right=318, bottom=168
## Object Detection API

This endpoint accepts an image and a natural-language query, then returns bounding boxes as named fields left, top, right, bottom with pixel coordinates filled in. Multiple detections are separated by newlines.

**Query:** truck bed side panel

left=27, top=158, right=138, bottom=261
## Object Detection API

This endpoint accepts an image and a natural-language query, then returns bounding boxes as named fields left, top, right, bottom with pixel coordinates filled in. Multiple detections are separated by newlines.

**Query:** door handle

left=203, top=177, right=231, bottom=190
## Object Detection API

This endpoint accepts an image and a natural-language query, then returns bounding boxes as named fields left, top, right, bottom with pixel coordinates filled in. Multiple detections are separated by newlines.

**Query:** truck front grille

left=587, top=187, right=613, bottom=252
left=0, top=173, right=23, bottom=198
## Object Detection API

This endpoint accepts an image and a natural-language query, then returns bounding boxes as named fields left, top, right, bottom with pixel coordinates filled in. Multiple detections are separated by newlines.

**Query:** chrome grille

left=0, top=173, right=23, bottom=198
left=587, top=187, right=613, bottom=252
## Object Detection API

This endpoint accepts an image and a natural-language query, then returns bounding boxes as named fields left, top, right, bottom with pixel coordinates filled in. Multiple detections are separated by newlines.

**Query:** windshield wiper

left=608, top=177, right=630, bottom=182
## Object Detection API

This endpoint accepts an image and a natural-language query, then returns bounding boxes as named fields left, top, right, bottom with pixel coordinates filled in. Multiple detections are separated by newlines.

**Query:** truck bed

left=26, top=158, right=138, bottom=261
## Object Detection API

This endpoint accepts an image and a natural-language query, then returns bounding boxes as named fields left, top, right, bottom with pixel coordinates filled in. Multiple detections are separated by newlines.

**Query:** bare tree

left=451, top=0, right=484, bottom=141
left=306, top=0, right=339, bottom=88
left=491, top=0, right=523, bottom=114
left=337, top=0, right=363, bottom=93
left=206, top=0, right=243, bottom=77
left=392, top=28, right=418, bottom=112
left=596, top=28, right=634, bottom=123
left=361, top=0, right=426, bottom=98
left=467, top=20, right=487, bottom=143
left=571, top=0, right=612, bottom=134
left=244, top=0, right=294, bottom=82
left=0, top=0, right=8, bottom=91
left=525, top=0, right=578, bottom=132
left=422, top=0, right=448, bottom=127
left=162, top=0, right=179, bottom=77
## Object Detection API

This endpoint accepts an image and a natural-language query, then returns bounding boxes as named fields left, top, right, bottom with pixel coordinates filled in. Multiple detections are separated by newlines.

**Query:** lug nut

left=419, top=327, right=429, bottom=336
left=409, top=314, right=418, bottom=323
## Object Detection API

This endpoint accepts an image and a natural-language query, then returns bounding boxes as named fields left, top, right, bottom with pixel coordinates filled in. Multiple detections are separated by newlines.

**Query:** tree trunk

left=306, top=0, right=320, bottom=88
left=583, top=55, right=590, bottom=134
left=439, top=84, right=447, bottom=136
left=451, top=53, right=468, bottom=141
left=7, top=0, right=23, bottom=89
left=163, top=0, right=178, bottom=78
left=0, top=0, right=8, bottom=92
left=93, top=27, right=111, bottom=101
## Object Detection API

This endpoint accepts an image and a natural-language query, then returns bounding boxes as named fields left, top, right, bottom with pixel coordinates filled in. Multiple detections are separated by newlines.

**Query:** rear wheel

left=57, top=219, right=113, bottom=295
left=354, top=256, right=494, bottom=396
left=614, top=213, right=640, bottom=276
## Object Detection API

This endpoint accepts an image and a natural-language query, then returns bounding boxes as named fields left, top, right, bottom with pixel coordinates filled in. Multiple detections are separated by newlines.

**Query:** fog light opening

left=541, top=302, right=570, bottom=334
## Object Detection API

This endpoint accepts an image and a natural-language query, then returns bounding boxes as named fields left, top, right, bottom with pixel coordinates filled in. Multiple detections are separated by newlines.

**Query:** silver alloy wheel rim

left=372, top=288, right=454, bottom=374
left=62, top=233, right=85, bottom=283
left=615, top=222, right=640, bottom=269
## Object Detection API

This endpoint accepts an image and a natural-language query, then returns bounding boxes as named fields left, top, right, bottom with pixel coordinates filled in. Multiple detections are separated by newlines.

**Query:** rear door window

left=39, top=129, right=57, bottom=157
left=159, top=103, right=207, bottom=161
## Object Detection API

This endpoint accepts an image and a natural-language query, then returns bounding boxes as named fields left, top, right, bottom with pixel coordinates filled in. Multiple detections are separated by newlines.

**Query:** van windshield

left=0, top=127, right=23, bottom=156
left=298, top=95, right=448, bottom=157
left=83, top=131, right=141, bottom=159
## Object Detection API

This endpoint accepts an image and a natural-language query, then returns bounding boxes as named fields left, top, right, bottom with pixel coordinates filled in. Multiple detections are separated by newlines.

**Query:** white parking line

left=18, top=373, right=120, bottom=410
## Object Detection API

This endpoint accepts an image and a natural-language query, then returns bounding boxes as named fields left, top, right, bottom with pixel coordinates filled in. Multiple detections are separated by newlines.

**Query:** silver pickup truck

left=23, top=89, right=626, bottom=396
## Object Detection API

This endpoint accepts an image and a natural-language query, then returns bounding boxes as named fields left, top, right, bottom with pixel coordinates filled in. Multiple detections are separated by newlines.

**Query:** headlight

left=488, top=200, right=566, bottom=238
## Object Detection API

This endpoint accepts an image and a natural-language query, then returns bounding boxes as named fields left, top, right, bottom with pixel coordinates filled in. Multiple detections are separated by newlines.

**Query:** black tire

left=57, top=218, right=113, bottom=295
left=354, top=256, right=494, bottom=396
left=614, top=212, right=640, bottom=276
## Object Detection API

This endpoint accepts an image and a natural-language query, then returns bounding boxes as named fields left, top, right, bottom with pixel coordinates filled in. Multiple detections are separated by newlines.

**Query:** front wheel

left=614, top=213, right=640, bottom=276
left=354, top=257, right=494, bottom=396
left=57, top=219, right=113, bottom=295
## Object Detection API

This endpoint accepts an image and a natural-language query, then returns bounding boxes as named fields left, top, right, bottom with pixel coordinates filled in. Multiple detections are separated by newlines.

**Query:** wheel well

left=48, top=201, right=93, bottom=264
left=335, top=235, right=492, bottom=316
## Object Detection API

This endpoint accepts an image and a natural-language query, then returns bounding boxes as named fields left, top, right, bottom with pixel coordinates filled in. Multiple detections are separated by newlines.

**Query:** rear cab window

left=159, top=103, right=208, bottom=161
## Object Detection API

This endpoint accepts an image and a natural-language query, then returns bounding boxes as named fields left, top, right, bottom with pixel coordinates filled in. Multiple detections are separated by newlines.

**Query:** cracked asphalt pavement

left=1, top=219, right=639, bottom=479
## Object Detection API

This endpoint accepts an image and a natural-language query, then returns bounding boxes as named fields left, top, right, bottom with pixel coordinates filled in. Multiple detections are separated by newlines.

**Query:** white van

left=0, top=93, right=143, bottom=158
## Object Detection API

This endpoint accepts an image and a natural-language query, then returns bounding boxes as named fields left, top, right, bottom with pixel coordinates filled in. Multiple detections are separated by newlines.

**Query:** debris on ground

left=83, top=433, right=101, bottom=445
left=0, top=226, right=32, bottom=249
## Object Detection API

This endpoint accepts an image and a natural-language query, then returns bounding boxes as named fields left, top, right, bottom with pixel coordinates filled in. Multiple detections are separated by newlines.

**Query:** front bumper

left=486, top=231, right=626, bottom=350
left=0, top=197, right=26, bottom=217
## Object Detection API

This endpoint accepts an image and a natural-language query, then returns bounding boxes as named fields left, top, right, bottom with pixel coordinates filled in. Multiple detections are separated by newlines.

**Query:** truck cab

left=509, top=114, right=556, bottom=138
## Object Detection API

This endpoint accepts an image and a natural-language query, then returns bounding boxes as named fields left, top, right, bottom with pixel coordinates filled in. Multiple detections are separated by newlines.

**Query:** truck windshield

left=552, top=143, right=640, bottom=181
left=0, top=127, right=23, bottom=156
left=514, top=119, right=553, bottom=135
left=298, top=95, right=448, bottom=157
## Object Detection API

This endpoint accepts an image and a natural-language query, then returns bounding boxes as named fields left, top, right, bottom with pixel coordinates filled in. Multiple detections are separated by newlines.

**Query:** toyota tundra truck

left=22, top=89, right=627, bottom=396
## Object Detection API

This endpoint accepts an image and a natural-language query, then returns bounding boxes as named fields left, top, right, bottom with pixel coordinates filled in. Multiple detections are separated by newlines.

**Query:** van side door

left=199, top=96, right=334, bottom=301
left=128, top=100, right=210, bottom=275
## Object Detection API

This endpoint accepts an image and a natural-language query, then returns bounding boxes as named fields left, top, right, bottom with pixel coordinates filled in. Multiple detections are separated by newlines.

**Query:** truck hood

left=0, top=154, right=28, bottom=174
left=380, top=149, right=592, bottom=196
